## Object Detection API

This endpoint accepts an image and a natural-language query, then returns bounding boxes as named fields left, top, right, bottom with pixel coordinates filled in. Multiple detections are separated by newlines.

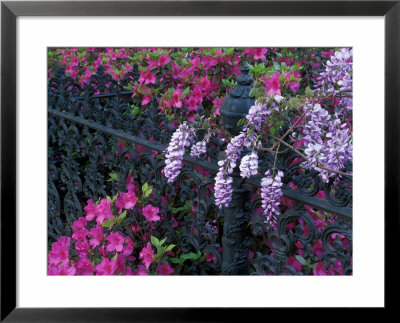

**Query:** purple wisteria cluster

left=239, top=151, right=259, bottom=179
left=260, top=170, right=284, bottom=225
left=214, top=102, right=273, bottom=208
left=163, top=122, right=195, bottom=183
left=190, top=133, right=210, bottom=158
left=315, top=48, right=353, bottom=110
left=302, top=103, right=353, bottom=182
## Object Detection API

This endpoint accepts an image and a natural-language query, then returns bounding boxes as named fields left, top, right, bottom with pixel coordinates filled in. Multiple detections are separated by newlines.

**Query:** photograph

left=47, top=47, right=353, bottom=276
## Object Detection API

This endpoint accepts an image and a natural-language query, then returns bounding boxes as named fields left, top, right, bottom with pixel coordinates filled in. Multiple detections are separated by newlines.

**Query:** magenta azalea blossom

left=96, top=199, right=113, bottom=224
left=156, top=263, right=174, bottom=275
left=139, top=242, right=154, bottom=269
left=265, top=72, right=281, bottom=96
left=96, top=258, right=117, bottom=275
left=115, top=189, right=137, bottom=212
left=253, top=48, right=268, bottom=61
left=135, top=265, right=148, bottom=276
left=106, top=232, right=125, bottom=252
left=88, top=225, right=104, bottom=248
left=139, top=70, right=156, bottom=85
left=84, top=199, right=98, bottom=221
left=72, top=228, right=88, bottom=242
left=48, top=263, right=76, bottom=276
left=48, top=236, right=71, bottom=266
left=142, top=204, right=160, bottom=222
left=75, top=257, right=94, bottom=275
left=72, top=217, right=87, bottom=231
left=158, top=53, right=171, bottom=67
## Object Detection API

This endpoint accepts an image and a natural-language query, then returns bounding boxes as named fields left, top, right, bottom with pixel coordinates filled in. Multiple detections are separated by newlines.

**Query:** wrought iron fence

left=48, top=65, right=352, bottom=275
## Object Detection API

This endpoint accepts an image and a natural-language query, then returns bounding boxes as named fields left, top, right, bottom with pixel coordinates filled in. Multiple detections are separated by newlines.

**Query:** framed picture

left=1, top=0, right=396, bottom=320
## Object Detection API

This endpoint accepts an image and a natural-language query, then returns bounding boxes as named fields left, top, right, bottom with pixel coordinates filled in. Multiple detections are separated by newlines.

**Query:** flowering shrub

left=48, top=47, right=352, bottom=275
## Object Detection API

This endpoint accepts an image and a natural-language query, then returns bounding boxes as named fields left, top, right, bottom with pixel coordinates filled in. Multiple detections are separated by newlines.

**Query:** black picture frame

left=1, top=0, right=397, bottom=321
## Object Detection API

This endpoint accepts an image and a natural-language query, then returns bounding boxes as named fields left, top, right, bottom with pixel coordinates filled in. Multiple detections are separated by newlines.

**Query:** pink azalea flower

left=286, top=256, right=303, bottom=273
left=122, top=237, right=134, bottom=257
left=312, top=240, right=325, bottom=258
left=96, top=258, right=117, bottom=275
left=96, top=199, right=113, bottom=224
left=158, top=53, right=171, bottom=67
left=72, top=228, right=88, bottom=241
left=139, top=242, right=154, bottom=269
left=75, top=257, right=94, bottom=275
left=48, top=236, right=71, bottom=266
left=156, top=263, right=174, bottom=275
left=135, top=265, right=148, bottom=276
left=125, top=173, right=135, bottom=191
left=106, top=232, right=125, bottom=252
left=171, top=62, right=183, bottom=79
left=84, top=199, right=98, bottom=221
left=116, top=254, right=126, bottom=274
left=139, top=70, right=156, bottom=85
left=187, top=96, right=199, bottom=111
left=48, top=263, right=76, bottom=276
left=88, top=225, right=104, bottom=248
left=72, top=217, right=87, bottom=232
left=313, top=261, right=330, bottom=275
left=141, top=93, right=152, bottom=106
left=205, top=252, right=216, bottom=262
left=115, top=189, right=137, bottom=212
left=286, top=70, right=301, bottom=93
left=253, top=48, right=268, bottom=61
left=199, top=77, right=210, bottom=91
left=142, top=205, right=160, bottom=222
left=75, top=240, right=90, bottom=255
left=171, top=88, right=183, bottom=108
left=265, top=72, right=281, bottom=96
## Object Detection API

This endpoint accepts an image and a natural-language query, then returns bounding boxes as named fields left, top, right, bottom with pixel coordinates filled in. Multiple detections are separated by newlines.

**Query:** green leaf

left=165, top=244, right=176, bottom=251
left=142, top=182, right=149, bottom=193
left=117, top=210, right=127, bottom=222
left=171, top=200, right=192, bottom=214
left=180, top=252, right=200, bottom=260
left=270, top=127, right=277, bottom=136
left=288, top=97, right=300, bottom=110
left=183, top=87, right=190, bottom=96
left=151, top=235, right=160, bottom=248
left=295, top=255, right=307, bottom=265
left=101, top=218, right=115, bottom=228
left=106, top=171, right=119, bottom=182
left=111, top=253, right=118, bottom=261
left=169, top=257, right=181, bottom=264
left=159, top=237, right=167, bottom=246
left=273, top=61, right=281, bottom=71
left=305, top=86, right=313, bottom=97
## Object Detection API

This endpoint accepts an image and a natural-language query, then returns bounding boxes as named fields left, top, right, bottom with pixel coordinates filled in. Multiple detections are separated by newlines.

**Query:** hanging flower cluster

left=260, top=170, right=284, bottom=225
left=302, top=103, right=353, bottom=182
left=163, top=122, right=195, bottom=183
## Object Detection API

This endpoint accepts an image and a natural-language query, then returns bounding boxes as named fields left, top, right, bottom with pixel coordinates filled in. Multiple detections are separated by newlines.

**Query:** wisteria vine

left=163, top=48, right=353, bottom=225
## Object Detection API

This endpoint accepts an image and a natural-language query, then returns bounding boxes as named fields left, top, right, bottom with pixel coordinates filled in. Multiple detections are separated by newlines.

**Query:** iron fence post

left=219, top=65, right=255, bottom=274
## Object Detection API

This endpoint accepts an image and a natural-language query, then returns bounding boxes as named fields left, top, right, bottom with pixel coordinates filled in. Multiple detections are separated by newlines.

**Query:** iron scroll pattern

left=48, top=66, right=352, bottom=275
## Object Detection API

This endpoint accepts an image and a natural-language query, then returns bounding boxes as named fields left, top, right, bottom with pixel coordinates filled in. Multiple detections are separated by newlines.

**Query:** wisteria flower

left=260, top=170, right=284, bottom=225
